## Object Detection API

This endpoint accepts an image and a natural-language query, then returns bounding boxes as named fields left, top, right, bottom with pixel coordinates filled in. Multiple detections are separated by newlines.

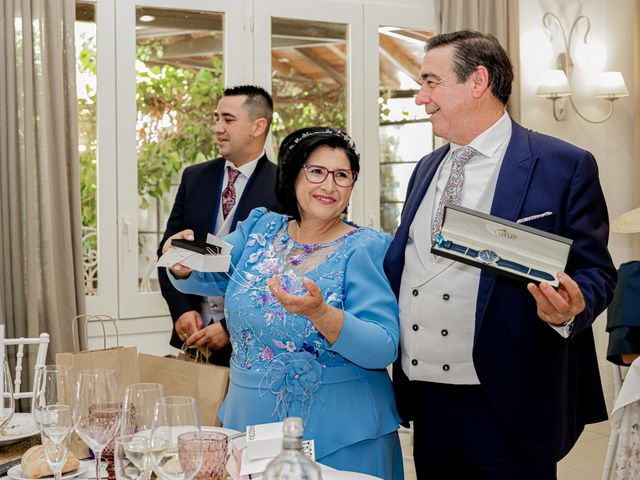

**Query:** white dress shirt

left=400, top=112, right=511, bottom=384
left=202, top=152, right=263, bottom=324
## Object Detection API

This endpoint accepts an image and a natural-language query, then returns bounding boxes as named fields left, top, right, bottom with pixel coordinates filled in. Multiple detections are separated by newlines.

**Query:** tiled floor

left=399, top=421, right=612, bottom=480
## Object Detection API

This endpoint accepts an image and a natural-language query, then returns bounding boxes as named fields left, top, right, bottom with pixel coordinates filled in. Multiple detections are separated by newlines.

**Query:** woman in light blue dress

left=164, top=127, right=403, bottom=479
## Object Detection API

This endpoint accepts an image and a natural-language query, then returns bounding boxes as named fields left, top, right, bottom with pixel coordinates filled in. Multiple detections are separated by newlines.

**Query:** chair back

left=4, top=333, right=50, bottom=400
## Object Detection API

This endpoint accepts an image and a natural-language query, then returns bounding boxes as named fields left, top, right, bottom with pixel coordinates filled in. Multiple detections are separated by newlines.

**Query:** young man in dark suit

left=158, top=85, right=282, bottom=366
left=383, top=30, right=617, bottom=479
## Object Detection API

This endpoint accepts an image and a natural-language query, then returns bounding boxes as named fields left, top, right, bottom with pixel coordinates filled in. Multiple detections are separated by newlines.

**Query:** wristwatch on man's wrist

left=434, top=234, right=555, bottom=282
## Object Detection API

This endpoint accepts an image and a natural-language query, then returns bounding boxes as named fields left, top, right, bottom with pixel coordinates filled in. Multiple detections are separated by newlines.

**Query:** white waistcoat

left=399, top=159, right=500, bottom=385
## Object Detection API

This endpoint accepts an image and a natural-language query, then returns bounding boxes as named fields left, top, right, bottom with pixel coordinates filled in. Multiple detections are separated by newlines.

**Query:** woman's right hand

left=162, top=229, right=195, bottom=278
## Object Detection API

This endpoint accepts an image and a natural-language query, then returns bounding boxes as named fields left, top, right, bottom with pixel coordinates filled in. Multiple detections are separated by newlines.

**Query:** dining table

left=0, top=420, right=382, bottom=480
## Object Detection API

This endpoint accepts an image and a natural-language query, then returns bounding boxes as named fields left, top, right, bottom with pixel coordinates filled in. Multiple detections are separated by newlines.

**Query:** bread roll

left=21, top=445, right=80, bottom=478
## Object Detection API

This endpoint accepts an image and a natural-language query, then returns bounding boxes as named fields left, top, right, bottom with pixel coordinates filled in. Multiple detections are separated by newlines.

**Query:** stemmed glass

left=121, top=383, right=165, bottom=435
left=150, top=396, right=202, bottom=480
left=41, top=404, right=74, bottom=480
left=32, top=365, right=75, bottom=431
left=115, top=434, right=148, bottom=480
left=0, top=361, right=15, bottom=434
left=118, top=383, right=165, bottom=480
left=74, top=369, right=120, bottom=480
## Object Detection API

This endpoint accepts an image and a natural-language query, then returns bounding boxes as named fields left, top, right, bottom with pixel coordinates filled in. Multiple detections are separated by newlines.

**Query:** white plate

left=321, top=471, right=381, bottom=480
left=7, top=462, right=89, bottom=480
left=201, top=425, right=240, bottom=437
left=0, top=413, right=38, bottom=446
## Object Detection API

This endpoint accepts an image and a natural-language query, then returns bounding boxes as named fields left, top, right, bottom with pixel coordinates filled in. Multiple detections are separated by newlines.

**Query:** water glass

left=182, top=431, right=228, bottom=480
left=114, top=434, right=147, bottom=480
left=122, top=383, right=165, bottom=435
left=41, top=404, right=73, bottom=480
left=100, top=403, right=133, bottom=480
left=74, top=369, right=120, bottom=480
left=32, top=365, right=75, bottom=431
left=150, top=396, right=201, bottom=480
left=175, top=433, right=204, bottom=480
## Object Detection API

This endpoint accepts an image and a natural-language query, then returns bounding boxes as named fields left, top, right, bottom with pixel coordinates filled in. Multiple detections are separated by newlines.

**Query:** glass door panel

left=133, top=7, right=225, bottom=293
left=270, top=17, right=348, bottom=156
left=361, top=4, right=436, bottom=231
left=117, top=0, right=246, bottom=319
left=253, top=0, right=363, bottom=221
left=378, top=27, right=433, bottom=234
left=76, top=2, right=99, bottom=295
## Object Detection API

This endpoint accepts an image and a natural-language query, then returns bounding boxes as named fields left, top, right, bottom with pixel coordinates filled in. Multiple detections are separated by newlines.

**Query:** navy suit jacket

left=383, top=121, right=617, bottom=463
left=158, top=154, right=282, bottom=351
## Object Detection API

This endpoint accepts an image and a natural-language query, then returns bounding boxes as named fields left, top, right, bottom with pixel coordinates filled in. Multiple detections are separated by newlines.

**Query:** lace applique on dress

left=225, top=215, right=360, bottom=373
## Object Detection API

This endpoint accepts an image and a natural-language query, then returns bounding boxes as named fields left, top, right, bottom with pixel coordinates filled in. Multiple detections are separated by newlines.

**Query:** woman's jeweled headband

left=287, top=128, right=357, bottom=152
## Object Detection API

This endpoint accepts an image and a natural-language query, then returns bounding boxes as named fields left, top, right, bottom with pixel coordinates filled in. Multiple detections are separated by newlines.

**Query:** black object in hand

left=172, top=238, right=221, bottom=255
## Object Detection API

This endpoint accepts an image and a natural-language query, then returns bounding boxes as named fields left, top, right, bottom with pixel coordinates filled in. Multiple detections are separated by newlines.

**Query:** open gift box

left=156, top=233, right=232, bottom=272
left=431, top=205, right=572, bottom=287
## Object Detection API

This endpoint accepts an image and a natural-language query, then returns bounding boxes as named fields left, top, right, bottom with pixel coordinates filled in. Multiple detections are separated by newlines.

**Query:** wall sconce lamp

left=536, top=12, right=629, bottom=123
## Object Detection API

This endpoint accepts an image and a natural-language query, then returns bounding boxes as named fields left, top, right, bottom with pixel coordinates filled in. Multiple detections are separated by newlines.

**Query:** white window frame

left=85, top=0, right=118, bottom=317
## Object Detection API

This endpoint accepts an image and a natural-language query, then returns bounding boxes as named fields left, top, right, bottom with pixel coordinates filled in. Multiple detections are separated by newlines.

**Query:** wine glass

left=0, top=361, right=15, bottom=434
left=41, top=404, right=74, bottom=480
left=150, top=396, right=202, bottom=480
left=122, top=383, right=165, bottom=435
left=32, top=365, right=75, bottom=431
left=115, top=434, right=149, bottom=480
left=74, top=369, right=120, bottom=480
left=118, top=383, right=165, bottom=480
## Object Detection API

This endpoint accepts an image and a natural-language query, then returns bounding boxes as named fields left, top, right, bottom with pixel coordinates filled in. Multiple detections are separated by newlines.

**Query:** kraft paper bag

left=138, top=352, right=229, bottom=426
left=56, top=315, right=140, bottom=400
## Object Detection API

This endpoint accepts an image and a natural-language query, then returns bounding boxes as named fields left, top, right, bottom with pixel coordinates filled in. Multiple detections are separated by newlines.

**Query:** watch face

left=478, top=249, right=500, bottom=265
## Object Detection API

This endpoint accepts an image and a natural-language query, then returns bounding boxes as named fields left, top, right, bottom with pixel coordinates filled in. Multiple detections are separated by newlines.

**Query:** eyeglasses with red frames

left=302, top=164, right=358, bottom=187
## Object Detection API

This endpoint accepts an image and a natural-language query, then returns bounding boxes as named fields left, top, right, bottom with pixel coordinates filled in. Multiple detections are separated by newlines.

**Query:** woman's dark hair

left=276, top=127, right=360, bottom=222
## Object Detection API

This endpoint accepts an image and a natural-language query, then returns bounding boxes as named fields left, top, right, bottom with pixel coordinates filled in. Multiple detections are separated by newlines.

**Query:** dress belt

left=229, top=360, right=367, bottom=388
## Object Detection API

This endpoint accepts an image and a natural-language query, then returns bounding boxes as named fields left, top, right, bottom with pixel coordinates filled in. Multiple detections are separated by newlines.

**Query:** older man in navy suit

left=383, top=30, right=616, bottom=479
left=158, top=85, right=282, bottom=366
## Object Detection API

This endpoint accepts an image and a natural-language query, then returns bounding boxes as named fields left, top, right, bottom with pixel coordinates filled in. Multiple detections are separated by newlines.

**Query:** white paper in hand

left=155, top=234, right=232, bottom=272
left=155, top=246, right=197, bottom=268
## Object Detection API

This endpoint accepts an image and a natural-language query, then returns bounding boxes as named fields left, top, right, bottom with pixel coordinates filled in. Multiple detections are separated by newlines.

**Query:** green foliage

left=271, top=72, right=347, bottom=153
left=135, top=43, right=223, bottom=210
left=77, top=30, right=98, bottom=246
left=77, top=34, right=224, bottom=224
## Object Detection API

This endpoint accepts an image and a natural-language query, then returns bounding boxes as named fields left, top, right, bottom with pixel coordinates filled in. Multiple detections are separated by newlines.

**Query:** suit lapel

left=475, top=121, right=537, bottom=336
left=192, top=159, right=223, bottom=237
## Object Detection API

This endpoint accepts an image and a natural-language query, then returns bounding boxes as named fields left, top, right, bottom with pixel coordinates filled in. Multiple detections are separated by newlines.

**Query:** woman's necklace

left=287, top=219, right=342, bottom=267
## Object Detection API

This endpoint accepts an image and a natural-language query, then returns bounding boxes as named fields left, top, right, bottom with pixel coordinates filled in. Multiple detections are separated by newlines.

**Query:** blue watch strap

left=527, top=269, right=555, bottom=281
left=496, top=258, right=529, bottom=274
left=436, top=234, right=555, bottom=281
left=435, top=235, right=478, bottom=258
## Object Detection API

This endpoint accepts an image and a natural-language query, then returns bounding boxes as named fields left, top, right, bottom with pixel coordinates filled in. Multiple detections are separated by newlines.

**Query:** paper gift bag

left=138, top=352, right=229, bottom=426
left=56, top=315, right=140, bottom=399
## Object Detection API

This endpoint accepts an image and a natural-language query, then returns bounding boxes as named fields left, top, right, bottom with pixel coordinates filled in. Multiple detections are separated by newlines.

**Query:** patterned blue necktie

left=431, top=146, right=477, bottom=244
